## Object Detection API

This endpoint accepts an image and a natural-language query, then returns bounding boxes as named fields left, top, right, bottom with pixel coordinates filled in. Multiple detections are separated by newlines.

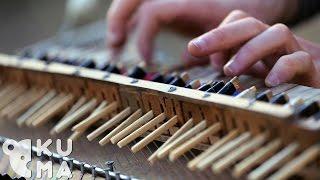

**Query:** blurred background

left=0, top=0, right=319, bottom=54
left=0, top=0, right=110, bottom=53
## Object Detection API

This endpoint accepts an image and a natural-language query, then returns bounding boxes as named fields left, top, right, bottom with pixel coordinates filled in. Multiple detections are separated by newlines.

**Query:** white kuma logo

left=2, top=139, right=73, bottom=178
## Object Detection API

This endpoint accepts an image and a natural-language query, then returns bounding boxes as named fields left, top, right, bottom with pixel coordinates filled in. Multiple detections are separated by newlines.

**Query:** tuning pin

left=79, top=162, right=85, bottom=175
left=297, top=101, right=320, bottom=118
left=150, top=73, right=165, bottom=83
left=206, top=81, right=225, bottom=93
left=91, top=165, right=97, bottom=178
left=217, top=77, right=240, bottom=95
left=127, top=66, right=147, bottom=79
left=104, top=169, right=111, bottom=180
left=79, top=59, right=96, bottom=69
left=58, top=156, right=64, bottom=164
left=105, top=161, right=115, bottom=172
left=115, top=172, right=121, bottom=180
left=67, top=158, right=74, bottom=171
left=255, top=90, right=273, bottom=102
left=271, top=92, right=289, bottom=105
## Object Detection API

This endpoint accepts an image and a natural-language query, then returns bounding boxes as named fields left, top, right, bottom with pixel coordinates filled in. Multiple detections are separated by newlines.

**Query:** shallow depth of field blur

left=0, top=0, right=319, bottom=54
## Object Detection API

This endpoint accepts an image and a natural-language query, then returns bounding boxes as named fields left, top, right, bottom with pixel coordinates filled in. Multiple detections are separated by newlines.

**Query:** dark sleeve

left=296, top=0, right=320, bottom=21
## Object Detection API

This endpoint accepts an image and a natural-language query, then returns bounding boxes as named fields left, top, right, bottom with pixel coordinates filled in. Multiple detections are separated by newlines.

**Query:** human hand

left=188, top=10, right=320, bottom=87
left=106, top=0, right=297, bottom=64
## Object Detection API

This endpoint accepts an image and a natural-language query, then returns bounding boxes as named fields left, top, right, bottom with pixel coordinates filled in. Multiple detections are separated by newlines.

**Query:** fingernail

left=266, top=74, right=280, bottom=86
left=191, top=37, right=206, bottom=52
left=224, top=61, right=236, bottom=76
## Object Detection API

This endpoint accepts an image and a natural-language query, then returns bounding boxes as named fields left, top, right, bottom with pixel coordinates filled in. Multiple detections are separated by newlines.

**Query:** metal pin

left=58, top=156, right=63, bottom=164
left=105, top=161, right=115, bottom=171
left=67, top=158, right=74, bottom=171
left=104, top=169, right=111, bottom=180
left=80, top=162, right=85, bottom=174
left=48, top=154, right=53, bottom=163
left=115, top=172, right=121, bottom=180
left=130, top=79, right=139, bottom=84
left=91, top=165, right=97, bottom=178
left=168, top=86, right=177, bottom=92
left=104, top=73, right=110, bottom=79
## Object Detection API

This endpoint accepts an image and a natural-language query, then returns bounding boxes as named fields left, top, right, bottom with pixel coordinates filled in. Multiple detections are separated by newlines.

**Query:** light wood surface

left=52, top=98, right=98, bottom=134
left=197, top=132, right=251, bottom=171
left=169, top=123, right=221, bottom=161
left=111, top=110, right=154, bottom=146
left=157, top=120, right=207, bottom=159
left=233, top=138, right=282, bottom=178
left=16, top=90, right=56, bottom=126
left=188, top=129, right=239, bottom=171
left=117, top=112, right=164, bottom=148
left=269, top=144, right=320, bottom=179
left=212, top=133, right=268, bottom=173
left=248, top=142, right=299, bottom=180
left=73, top=101, right=119, bottom=131
left=106, top=109, right=143, bottom=144
left=131, top=115, right=178, bottom=153
left=148, top=118, right=194, bottom=163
